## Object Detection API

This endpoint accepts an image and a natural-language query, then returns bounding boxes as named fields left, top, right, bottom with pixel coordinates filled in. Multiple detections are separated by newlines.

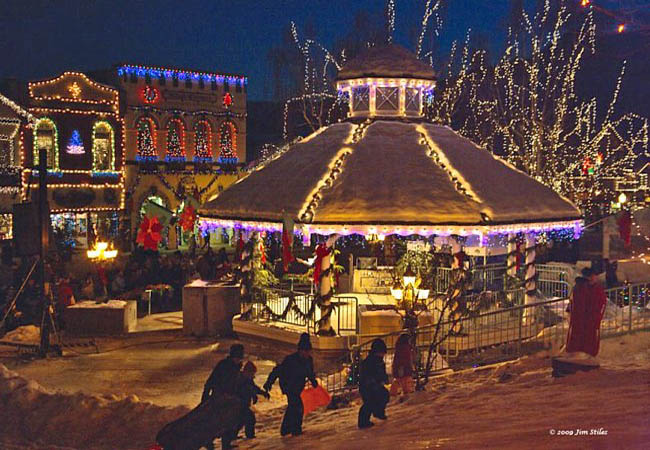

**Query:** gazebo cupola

left=336, top=44, right=436, bottom=119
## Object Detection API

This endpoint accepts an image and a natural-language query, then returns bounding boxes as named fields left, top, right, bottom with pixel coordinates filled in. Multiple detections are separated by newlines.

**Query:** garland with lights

left=218, top=120, right=238, bottom=163
left=0, top=118, right=22, bottom=166
left=136, top=117, right=157, bottom=160
left=91, top=121, right=115, bottom=172
left=165, top=119, right=186, bottom=161
left=194, top=120, right=212, bottom=161
left=33, top=117, right=59, bottom=170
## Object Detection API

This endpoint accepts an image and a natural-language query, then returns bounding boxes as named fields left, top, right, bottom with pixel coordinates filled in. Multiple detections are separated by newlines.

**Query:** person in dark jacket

left=358, top=338, right=389, bottom=429
left=263, top=333, right=318, bottom=436
left=202, top=344, right=244, bottom=450
left=236, top=361, right=270, bottom=439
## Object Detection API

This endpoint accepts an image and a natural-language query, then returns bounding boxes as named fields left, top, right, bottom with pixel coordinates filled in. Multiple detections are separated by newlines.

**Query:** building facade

left=20, top=72, right=125, bottom=246
left=0, top=93, right=34, bottom=240
left=110, top=64, right=248, bottom=249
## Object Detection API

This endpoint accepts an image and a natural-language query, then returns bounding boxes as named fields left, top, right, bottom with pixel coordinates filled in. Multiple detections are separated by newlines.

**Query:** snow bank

left=3, top=325, right=41, bottom=343
left=0, top=364, right=189, bottom=450
left=68, top=300, right=129, bottom=309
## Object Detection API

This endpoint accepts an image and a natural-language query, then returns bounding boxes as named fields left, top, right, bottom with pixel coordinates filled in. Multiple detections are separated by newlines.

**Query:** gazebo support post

left=507, top=234, right=517, bottom=278
left=239, top=231, right=259, bottom=319
left=450, top=237, right=463, bottom=270
left=524, top=233, right=537, bottom=323
left=316, top=234, right=339, bottom=336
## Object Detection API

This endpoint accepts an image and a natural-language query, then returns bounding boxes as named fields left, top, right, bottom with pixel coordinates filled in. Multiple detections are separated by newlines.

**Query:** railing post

left=628, top=284, right=633, bottom=333
left=517, top=306, right=523, bottom=355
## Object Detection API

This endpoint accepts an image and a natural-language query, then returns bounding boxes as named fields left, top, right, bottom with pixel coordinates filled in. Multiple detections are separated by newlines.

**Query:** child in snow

left=390, top=333, right=414, bottom=398
left=358, top=338, right=390, bottom=429
left=236, top=361, right=270, bottom=439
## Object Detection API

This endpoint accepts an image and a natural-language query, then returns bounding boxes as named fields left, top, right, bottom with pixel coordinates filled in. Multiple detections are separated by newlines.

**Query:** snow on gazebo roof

left=336, top=44, right=436, bottom=81
left=200, top=120, right=581, bottom=238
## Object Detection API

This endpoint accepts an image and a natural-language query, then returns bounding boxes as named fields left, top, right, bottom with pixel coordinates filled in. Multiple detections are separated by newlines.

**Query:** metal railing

left=248, top=288, right=359, bottom=335
left=321, top=281, right=650, bottom=395
left=435, top=264, right=509, bottom=294
left=537, top=263, right=571, bottom=299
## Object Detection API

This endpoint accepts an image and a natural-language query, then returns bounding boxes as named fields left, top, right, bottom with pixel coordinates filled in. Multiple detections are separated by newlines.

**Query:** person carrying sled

left=235, top=361, right=270, bottom=439
left=358, top=338, right=390, bottom=429
left=202, top=343, right=244, bottom=450
left=390, top=333, right=414, bottom=397
left=263, top=332, right=318, bottom=436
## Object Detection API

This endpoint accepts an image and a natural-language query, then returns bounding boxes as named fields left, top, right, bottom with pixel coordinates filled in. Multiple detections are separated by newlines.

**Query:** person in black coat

left=202, top=344, right=244, bottom=450
left=263, top=333, right=318, bottom=436
left=358, top=338, right=390, bottom=429
left=236, top=361, right=270, bottom=439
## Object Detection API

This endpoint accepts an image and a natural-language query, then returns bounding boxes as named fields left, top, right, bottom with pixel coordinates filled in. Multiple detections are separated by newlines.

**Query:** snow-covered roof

left=0, top=92, right=35, bottom=124
left=200, top=120, right=581, bottom=237
left=336, top=45, right=436, bottom=81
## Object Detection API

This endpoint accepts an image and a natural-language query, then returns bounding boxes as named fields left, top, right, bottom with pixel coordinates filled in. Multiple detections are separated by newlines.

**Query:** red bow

left=313, top=244, right=332, bottom=285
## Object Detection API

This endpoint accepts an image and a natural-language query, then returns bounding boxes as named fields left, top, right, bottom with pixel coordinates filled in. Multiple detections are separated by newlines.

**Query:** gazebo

left=199, top=44, right=582, bottom=340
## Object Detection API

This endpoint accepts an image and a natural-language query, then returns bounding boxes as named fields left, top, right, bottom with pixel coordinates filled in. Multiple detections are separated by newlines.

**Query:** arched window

left=33, top=118, right=58, bottom=170
left=92, top=121, right=115, bottom=171
left=166, top=118, right=185, bottom=161
left=136, top=116, right=157, bottom=160
left=194, top=120, right=212, bottom=162
left=218, top=121, right=238, bottom=163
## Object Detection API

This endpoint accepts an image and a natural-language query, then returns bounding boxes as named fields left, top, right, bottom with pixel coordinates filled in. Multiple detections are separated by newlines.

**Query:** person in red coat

left=584, top=270, right=608, bottom=357
left=390, top=333, right=414, bottom=397
left=566, top=268, right=607, bottom=357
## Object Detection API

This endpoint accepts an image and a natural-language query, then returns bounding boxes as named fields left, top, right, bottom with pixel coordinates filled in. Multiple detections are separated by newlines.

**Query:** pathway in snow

left=1, top=332, right=648, bottom=449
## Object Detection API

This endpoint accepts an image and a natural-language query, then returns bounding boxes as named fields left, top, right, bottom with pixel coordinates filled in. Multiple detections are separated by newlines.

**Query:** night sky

left=0, top=0, right=516, bottom=101
left=1, top=0, right=646, bottom=111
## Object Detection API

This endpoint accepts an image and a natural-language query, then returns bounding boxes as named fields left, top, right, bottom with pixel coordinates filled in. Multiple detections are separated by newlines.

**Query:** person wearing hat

left=263, top=332, right=318, bottom=436
left=566, top=268, right=607, bottom=357
left=202, top=343, right=244, bottom=450
left=358, top=338, right=389, bottom=429
left=235, top=361, right=270, bottom=439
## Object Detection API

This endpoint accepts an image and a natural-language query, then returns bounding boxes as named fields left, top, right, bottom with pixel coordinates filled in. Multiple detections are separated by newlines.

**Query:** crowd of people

left=187, top=331, right=416, bottom=449
left=0, top=243, right=232, bottom=335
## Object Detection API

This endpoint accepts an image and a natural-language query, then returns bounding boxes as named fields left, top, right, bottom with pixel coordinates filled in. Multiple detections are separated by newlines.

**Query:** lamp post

left=87, top=241, right=117, bottom=302
left=86, top=241, right=118, bottom=261
left=391, top=265, right=430, bottom=331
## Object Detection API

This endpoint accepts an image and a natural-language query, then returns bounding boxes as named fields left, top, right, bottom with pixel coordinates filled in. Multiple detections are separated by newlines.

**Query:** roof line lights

left=117, top=65, right=248, bottom=85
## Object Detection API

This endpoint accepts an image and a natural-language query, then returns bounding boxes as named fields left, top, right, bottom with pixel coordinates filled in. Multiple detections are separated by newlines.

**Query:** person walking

left=263, top=333, right=318, bottom=436
left=358, top=338, right=389, bottom=429
left=389, top=333, right=414, bottom=398
left=202, top=344, right=245, bottom=450
left=236, top=361, right=270, bottom=439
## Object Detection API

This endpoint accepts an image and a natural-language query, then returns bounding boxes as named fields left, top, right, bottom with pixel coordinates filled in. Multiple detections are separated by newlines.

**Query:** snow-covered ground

left=1, top=332, right=649, bottom=449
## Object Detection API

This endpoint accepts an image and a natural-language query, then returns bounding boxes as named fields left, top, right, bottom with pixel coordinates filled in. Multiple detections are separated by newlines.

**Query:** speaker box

left=12, top=202, right=44, bottom=256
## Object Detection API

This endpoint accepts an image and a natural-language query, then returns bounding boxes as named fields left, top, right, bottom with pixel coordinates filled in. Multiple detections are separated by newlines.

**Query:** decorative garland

left=313, top=243, right=335, bottom=335
left=524, top=236, right=537, bottom=297
left=128, top=106, right=246, bottom=120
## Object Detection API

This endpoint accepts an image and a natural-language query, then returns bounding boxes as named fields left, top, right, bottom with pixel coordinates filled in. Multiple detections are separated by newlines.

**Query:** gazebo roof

left=336, top=45, right=436, bottom=81
left=200, top=120, right=581, bottom=237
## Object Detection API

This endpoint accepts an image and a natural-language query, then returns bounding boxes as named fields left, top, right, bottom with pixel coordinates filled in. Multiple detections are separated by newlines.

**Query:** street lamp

left=87, top=241, right=117, bottom=261
left=390, top=266, right=430, bottom=306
